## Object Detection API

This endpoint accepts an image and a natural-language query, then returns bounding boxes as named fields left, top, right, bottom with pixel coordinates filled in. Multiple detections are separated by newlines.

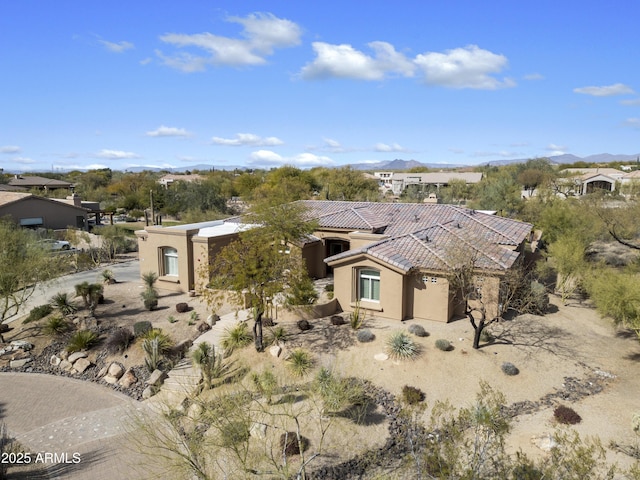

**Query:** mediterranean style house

left=136, top=200, right=533, bottom=323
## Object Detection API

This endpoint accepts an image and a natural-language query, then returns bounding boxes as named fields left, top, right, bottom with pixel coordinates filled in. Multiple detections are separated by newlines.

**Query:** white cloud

left=55, top=163, right=110, bottom=170
left=248, top=149, right=333, bottom=167
left=100, top=39, right=134, bottom=53
left=212, top=133, right=284, bottom=146
left=623, top=118, right=640, bottom=128
left=374, top=142, right=408, bottom=152
left=414, top=45, right=515, bottom=90
left=140, top=57, right=152, bottom=66
left=621, top=98, right=640, bottom=106
left=448, top=147, right=465, bottom=154
left=546, top=144, right=568, bottom=155
left=524, top=73, right=544, bottom=81
left=126, top=162, right=177, bottom=170
left=573, top=83, right=635, bottom=97
left=300, top=41, right=414, bottom=80
left=95, top=149, right=141, bottom=159
left=158, top=12, right=301, bottom=72
left=146, top=126, right=192, bottom=137
left=1, top=145, right=21, bottom=154
left=13, top=156, right=35, bottom=164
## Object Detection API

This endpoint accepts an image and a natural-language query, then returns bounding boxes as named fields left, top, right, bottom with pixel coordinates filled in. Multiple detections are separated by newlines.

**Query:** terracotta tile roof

left=308, top=200, right=532, bottom=273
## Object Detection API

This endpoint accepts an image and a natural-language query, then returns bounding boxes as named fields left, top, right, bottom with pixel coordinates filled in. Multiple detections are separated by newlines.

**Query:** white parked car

left=38, top=239, right=71, bottom=251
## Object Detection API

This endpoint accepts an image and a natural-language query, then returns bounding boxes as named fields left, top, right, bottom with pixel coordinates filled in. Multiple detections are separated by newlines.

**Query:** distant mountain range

left=6, top=153, right=640, bottom=175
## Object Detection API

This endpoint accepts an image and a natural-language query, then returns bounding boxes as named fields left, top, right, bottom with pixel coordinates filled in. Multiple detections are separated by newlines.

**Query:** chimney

left=67, top=193, right=82, bottom=206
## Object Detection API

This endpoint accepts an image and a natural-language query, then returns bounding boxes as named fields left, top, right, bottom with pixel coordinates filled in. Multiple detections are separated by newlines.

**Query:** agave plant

left=191, top=341, right=226, bottom=390
left=386, top=330, right=420, bottom=360
left=286, top=348, right=314, bottom=377
left=50, top=292, right=77, bottom=316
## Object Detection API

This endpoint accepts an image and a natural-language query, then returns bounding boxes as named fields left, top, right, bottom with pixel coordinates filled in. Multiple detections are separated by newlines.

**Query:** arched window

left=358, top=268, right=380, bottom=302
left=162, top=247, right=178, bottom=276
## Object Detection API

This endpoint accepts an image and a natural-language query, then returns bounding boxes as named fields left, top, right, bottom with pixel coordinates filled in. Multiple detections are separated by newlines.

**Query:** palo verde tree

left=0, top=219, right=64, bottom=342
left=202, top=202, right=318, bottom=352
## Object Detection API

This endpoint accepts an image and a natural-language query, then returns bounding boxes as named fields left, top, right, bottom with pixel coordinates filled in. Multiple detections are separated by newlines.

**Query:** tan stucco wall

left=301, top=242, right=324, bottom=278
left=331, top=257, right=405, bottom=321
left=348, top=231, right=388, bottom=249
left=0, top=198, right=87, bottom=230
left=405, top=273, right=453, bottom=322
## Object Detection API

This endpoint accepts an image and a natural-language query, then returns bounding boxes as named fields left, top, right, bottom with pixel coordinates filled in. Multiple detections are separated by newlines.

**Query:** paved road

left=5, top=259, right=141, bottom=325
left=0, top=372, right=146, bottom=480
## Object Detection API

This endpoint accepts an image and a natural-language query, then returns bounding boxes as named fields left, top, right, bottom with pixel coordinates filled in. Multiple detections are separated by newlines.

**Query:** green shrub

left=435, top=339, right=452, bottom=351
left=220, top=421, right=250, bottom=448
left=480, top=329, right=494, bottom=343
left=554, top=405, right=582, bottom=425
left=23, top=304, right=53, bottom=324
left=43, top=315, right=70, bottom=336
left=356, top=329, right=375, bottom=343
left=101, top=269, right=115, bottom=284
left=408, top=324, right=428, bottom=337
left=140, top=328, right=174, bottom=354
left=168, top=315, right=177, bottom=324
left=50, top=292, right=77, bottom=316
left=501, top=362, right=520, bottom=376
left=386, top=331, right=420, bottom=359
left=251, top=370, right=279, bottom=404
left=286, top=275, right=318, bottom=306
left=286, top=348, right=314, bottom=377
left=221, top=323, right=252, bottom=354
left=133, top=321, right=153, bottom=337
left=402, top=385, right=426, bottom=405
left=349, top=301, right=364, bottom=330
left=106, top=328, right=134, bottom=354
left=269, top=326, right=288, bottom=345
left=529, top=280, right=549, bottom=314
left=141, top=288, right=158, bottom=311
left=67, top=330, right=99, bottom=353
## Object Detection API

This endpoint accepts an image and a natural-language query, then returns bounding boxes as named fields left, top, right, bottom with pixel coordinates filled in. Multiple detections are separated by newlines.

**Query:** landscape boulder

left=10, top=340, right=33, bottom=351
left=73, top=358, right=92, bottom=374
left=108, top=363, right=124, bottom=379
left=10, top=357, right=32, bottom=368
left=146, top=369, right=166, bottom=386
left=119, top=369, right=137, bottom=388
left=68, top=351, right=88, bottom=363
left=197, top=322, right=211, bottom=333
left=50, top=355, right=62, bottom=367
left=269, top=345, right=282, bottom=358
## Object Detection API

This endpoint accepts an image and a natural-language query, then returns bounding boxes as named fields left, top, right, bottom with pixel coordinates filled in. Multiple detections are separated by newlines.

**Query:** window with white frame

left=358, top=269, right=380, bottom=302
left=162, top=247, right=178, bottom=276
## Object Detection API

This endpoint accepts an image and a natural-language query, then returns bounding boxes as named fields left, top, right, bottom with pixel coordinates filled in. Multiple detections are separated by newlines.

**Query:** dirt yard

left=5, top=276, right=640, bottom=472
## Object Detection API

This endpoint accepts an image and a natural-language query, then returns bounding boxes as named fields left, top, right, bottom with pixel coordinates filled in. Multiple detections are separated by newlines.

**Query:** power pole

left=150, top=189, right=155, bottom=225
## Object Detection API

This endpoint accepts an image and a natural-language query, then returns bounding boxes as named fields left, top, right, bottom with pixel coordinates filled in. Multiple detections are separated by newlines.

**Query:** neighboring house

left=53, top=194, right=104, bottom=225
left=8, top=175, right=73, bottom=191
left=158, top=173, right=204, bottom=188
left=0, top=192, right=88, bottom=229
left=136, top=200, right=532, bottom=324
left=558, top=168, right=625, bottom=196
left=386, top=172, right=483, bottom=196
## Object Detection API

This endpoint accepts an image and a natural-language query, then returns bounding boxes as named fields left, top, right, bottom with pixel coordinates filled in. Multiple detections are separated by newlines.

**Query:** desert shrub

left=528, top=280, right=549, bottom=315
left=402, top=385, right=426, bottom=405
left=286, top=275, right=318, bottom=306
left=262, top=317, right=274, bottom=327
left=268, top=326, right=287, bottom=345
left=386, top=331, right=420, bottom=359
left=221, top=323, right=252, bottom=354
left=325, top=283, right=334, bottom=299
left=141, top=288, right=158, bottom=311
left=168, top=315, right=177, bottom=324
left=251, top=370, right=278, bottom=404
left=297, top=319, right=311, bottom=331
left=67, top=330, right=99, bottom=353
left=501, top=362, right=520, bottom=376
left=140, top=328, right=174, bottom=354
left=554, top=405, right=582, bottom=425
left=220, top=421, right=250, bottom=448
left=50, top=292, right=78, bottom=316
left=43, top=315, right=70, bottom=336
left=356, top=329, right=375, bottom=343
left=286, top=348, right=314, bottom=377
left=101, top=269, right=115, bottom=284
left=143, top=337, right=162, bottom=372
left=435, top=339, right=452, bottom=351
left=349, top=302, right=364, bottom=330
left=408, top=324, right=428, bottom=337
left=480, top=329, right=494, bottom=343
left=133, top=321, right=153, bottom=337
left=330, top=315, right=345, bottom=326
left=23, top=304, right=53, bottom=324
left=175, top=302, right=189, bottom=313
left=106, top=328, right=134, bottom=354
left=279, top=432, right=309, bottom=456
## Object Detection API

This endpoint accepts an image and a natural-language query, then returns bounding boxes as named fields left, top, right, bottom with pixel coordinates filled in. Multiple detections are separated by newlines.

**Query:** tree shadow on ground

left=293, top=321, right=355, bottom=354
left=337, top=399, right=386, bottom=426
left=485, top=315, right=577, bottom=360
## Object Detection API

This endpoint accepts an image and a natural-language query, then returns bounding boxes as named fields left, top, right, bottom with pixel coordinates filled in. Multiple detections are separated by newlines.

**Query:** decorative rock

left=119, top=369, right=137, bottom=388
left=103, top=375, right=119, bottom=385
left=96, top=366, right=108, bottom=379
left=10, top=357, right=32, bottom=368
left=206, top=314, right=220, bottom=327
left=10, top=340, right=33, bottom=351
left=108, top=362, right=124, bottom=379
left=80, top=316, right=98, bottom=331
left=59, top=350, right=69, bottom=361
left=50, top=355, right=61, bottom=366
left=187, top=402, right=203, bottom=420
left=74, top=358, right=92, bottom=374
left=68, top=351, right=88, bottom=363
left=174, top=339, right=193, bottom=356
left=146, top=369, right=166, bottom=386
left=269, top=345, right=282, bottom=358
left=197, top=321, right=211, bottom=333
left=531, top=434, right=558, bottom=452
left=250, top=422, right=267, bottom=439
left=11, top=351, right=30, bottom=361
left=59, top=360, right=73, bottom=372
left=0, top=323, right=9, bottom=333
left=142, top=386, right=155, bottom=399
left=374, top=353, right=389, bottom=362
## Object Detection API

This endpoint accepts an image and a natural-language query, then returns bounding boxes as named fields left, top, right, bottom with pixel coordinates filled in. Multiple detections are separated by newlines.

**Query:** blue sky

left=1, top=1, right=639, bottom=172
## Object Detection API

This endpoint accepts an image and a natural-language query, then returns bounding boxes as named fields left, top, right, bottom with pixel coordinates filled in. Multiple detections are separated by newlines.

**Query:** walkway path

left=0, top=372, right=143, bottom=479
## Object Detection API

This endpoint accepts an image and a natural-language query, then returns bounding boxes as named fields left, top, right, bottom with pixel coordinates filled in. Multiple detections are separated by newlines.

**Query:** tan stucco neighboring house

left=0, top=192, right=88, bottom=229
left=158, top=173, right=204, bottom=188
left=559, top=167, right=625, bottom=195
left=8, top=175, right=73, bottom=191
left=136, top=200, right=532, bottom=324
